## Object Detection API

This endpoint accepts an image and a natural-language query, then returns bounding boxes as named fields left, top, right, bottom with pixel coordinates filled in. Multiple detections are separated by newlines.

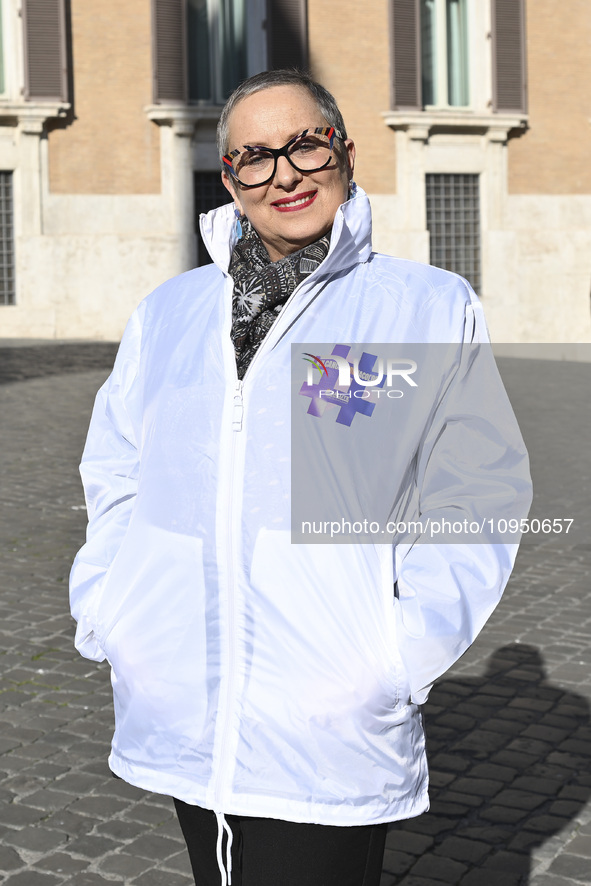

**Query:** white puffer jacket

left=70, top=189, right=531, bottom=825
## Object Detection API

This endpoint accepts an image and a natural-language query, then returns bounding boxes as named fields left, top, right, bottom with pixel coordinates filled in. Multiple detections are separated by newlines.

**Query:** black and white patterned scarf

left=229, top=218, right=330, bottom=379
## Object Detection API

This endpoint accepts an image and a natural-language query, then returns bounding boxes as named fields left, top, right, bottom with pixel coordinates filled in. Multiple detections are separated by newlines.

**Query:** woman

left=70, top=70, right=531, bottom=886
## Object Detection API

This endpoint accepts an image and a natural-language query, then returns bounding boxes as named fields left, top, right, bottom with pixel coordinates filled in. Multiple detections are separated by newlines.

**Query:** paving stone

left=524, top=815, right=572, bottom=834
left=491, top=788, right=547, bottom=811
left=428, top=771, right=456, bottom=789
left=468, top=763, right=517, bottom=783
left=0, top=845, right=23, bottom=871
left=459, top=871, right=522, bottom=886
left=512, top=775, right=563, bottom=795
left=51, top=772, right=100, bottom=794
left=34, top=853, right=89, bottom=875
left=479, top=805, right=529, bottom=824
left=98, top=852, right=152, bottom=877
left=2, top=873, right=62, bottom=886
left=386, top=830, right=434, bottom=856
left=148, top=817, right=186, bottom=842
left=91, top=778, right=147, bottom=800
left=490, top=750, right=541, bottom=769
left=549, top=799, right=584, bottom=817
left=401, top=817, right=457, bottom=837
left=67, top=795, right=129, bottom=819
left=433, top=836, right=490, bottom=864
left=159, top=850, right=194, bottom=876
left=382, top=849, right=415, bottom=875
left=42, top=810, right=96, bottom=836
left=451, top=730, right=508, bottom=755
left=131, top=871, right=193, bottom=886
left=123, top=834, right=181, bottom=861
left=19, top=790, right=72, bottom=812
left=66, top=834, right=119, bottom=859
left=529, top=876, right=584, bottom=886
left=450, top=778, right=503, bottom=798
left=559, top=739, right=591, bottom=756
left=456, top=826, right=512, bottom=846
left=429, top=754, right=471, bottom=773
left=564, top=834, right=591, bottom=857
left=548, top=851, right=591, bottom=880
left=94, top=818, right=146, bottom=841
left=4, top=827, right=67, bottom=854
left=484, top=849, right=530, bottom=871
left=410, top=854, right=467, bottom=882
left=122, top=804, right=175, bottom=826
left=396, top=878, right=443, bottom=886
left=429, top=798, right=479, bottom=817
left=64, top=876, right=118, bottom=886
left=0, top=804, right=45, bottom=828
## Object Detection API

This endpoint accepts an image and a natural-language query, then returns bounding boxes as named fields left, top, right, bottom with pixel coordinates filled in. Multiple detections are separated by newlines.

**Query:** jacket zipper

left=212, top=377, right=242, bottom=814
left=211, top=272, right=326, bottom=811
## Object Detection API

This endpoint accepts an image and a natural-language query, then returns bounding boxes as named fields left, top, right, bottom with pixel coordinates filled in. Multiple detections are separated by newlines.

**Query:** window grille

left=0, top=171, right=15, bottom=305
left=426, top=173, right=480, bottom=294
left=194, top=171, right=231, bottom=267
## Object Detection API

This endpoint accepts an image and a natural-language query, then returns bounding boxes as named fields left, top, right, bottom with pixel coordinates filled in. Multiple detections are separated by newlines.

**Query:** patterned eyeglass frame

left=222, top=127, right=345, bottom=189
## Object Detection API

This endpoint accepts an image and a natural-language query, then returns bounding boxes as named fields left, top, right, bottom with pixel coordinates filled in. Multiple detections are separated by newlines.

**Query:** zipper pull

left=232, top=381, right=244, bottom=431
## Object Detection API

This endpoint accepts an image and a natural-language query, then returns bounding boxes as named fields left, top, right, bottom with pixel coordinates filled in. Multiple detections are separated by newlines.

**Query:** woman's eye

left=293, top=140, right=317, bottom=153
left=241, top=151, right=270, bottom=167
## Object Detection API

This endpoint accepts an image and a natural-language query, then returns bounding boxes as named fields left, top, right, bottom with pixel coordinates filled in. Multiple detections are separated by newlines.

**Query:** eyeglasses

left=222, top=127, right=345, bottom=188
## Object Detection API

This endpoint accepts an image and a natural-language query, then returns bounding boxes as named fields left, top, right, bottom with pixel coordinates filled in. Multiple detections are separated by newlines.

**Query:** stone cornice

left=145, top=104, right=222, bottom=135
left=383, top=110, right=528, bottom=142
left=0, top=101, right=70, bottom=133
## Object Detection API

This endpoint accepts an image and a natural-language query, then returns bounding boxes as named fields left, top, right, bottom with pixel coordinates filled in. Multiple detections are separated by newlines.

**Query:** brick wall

left=48, top=0, right=160, bottom=194
left=308, top=0, right=397, bottom=195
left=508, top=0, right=591, bottom=194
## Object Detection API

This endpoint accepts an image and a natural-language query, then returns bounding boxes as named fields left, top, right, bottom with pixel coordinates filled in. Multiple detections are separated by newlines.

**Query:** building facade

left=0, top=0, right=590, bottom=342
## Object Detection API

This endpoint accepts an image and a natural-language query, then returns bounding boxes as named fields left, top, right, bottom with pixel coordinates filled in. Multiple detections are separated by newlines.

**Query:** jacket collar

left=200, top=186, right=373, bottom=276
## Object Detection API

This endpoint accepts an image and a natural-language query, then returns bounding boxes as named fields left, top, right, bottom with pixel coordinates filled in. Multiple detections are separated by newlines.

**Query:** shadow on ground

left=382, top=644, right=591, bottom=885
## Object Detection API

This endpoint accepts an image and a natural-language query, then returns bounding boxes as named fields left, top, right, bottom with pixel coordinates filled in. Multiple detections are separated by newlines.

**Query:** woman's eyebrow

left=239, top=128, right=311, bottom=148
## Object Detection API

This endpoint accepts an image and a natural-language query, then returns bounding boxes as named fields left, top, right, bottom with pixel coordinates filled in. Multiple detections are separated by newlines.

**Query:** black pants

left=174, top=798, right=388, bottom=886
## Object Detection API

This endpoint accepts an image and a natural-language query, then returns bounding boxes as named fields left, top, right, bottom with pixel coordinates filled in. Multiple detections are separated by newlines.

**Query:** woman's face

left=222, top=85, right=356, bottom=262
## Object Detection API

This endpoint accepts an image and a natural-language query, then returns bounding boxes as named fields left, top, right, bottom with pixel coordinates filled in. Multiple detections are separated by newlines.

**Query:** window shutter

left=267, top=0, right=308, bottom=71
left=153, top=0, right=188, bottom=102
left=22, top=0, right=68, bottom=101
left=492, top=0, right=527, bottom=112
left=391, top=0, right=421, bottom=110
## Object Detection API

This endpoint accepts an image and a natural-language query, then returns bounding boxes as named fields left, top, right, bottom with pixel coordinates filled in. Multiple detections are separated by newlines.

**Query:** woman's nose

left=273, top=154, right=303, bottom=188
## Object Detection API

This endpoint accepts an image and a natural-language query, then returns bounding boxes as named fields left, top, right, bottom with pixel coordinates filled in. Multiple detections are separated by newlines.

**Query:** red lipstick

left=271, top=191, right=318, bottom=212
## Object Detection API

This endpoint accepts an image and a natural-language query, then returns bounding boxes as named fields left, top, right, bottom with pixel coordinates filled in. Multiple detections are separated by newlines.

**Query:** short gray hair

left=216, top=69, right=348, bottom=164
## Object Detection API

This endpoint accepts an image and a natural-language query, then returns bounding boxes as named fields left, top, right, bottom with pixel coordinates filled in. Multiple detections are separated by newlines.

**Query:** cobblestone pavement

left=1, top=343, right=590, bottom=886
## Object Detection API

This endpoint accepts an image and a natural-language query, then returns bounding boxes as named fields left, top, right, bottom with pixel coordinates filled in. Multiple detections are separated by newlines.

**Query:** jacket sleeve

left=393, top=287, right=533, bottom=705
left=69, top=304, right=144, bottom=661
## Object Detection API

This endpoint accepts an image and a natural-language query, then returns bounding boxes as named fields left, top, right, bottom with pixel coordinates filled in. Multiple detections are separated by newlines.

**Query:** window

left=0, top=171, right=15, bottom=306
left=188, top=0, right=248, bottom=104
left=0, top=0, right=4, bottom=94
left=391, top=0, right=526, bottom=114
left=426, top=174, right=480, bottom=294
left=421, top=0, right=468, bottom=108
left=153, top=0, right=307, bottom=105
left=194, top=172, right=232, bottom=266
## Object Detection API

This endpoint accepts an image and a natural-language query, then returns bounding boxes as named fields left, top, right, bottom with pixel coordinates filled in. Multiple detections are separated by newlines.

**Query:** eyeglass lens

left=232, top=132, right=335, bottom=186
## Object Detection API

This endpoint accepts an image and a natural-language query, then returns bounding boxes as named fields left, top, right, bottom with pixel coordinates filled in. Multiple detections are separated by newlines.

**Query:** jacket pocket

left=94, top=525, right=204, bottom=653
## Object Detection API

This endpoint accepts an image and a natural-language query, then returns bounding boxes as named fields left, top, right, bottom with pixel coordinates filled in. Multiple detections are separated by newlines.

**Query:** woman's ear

left=222, top=171, right=244, bottom=216
left=344, top=139, right=356, bottom=180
